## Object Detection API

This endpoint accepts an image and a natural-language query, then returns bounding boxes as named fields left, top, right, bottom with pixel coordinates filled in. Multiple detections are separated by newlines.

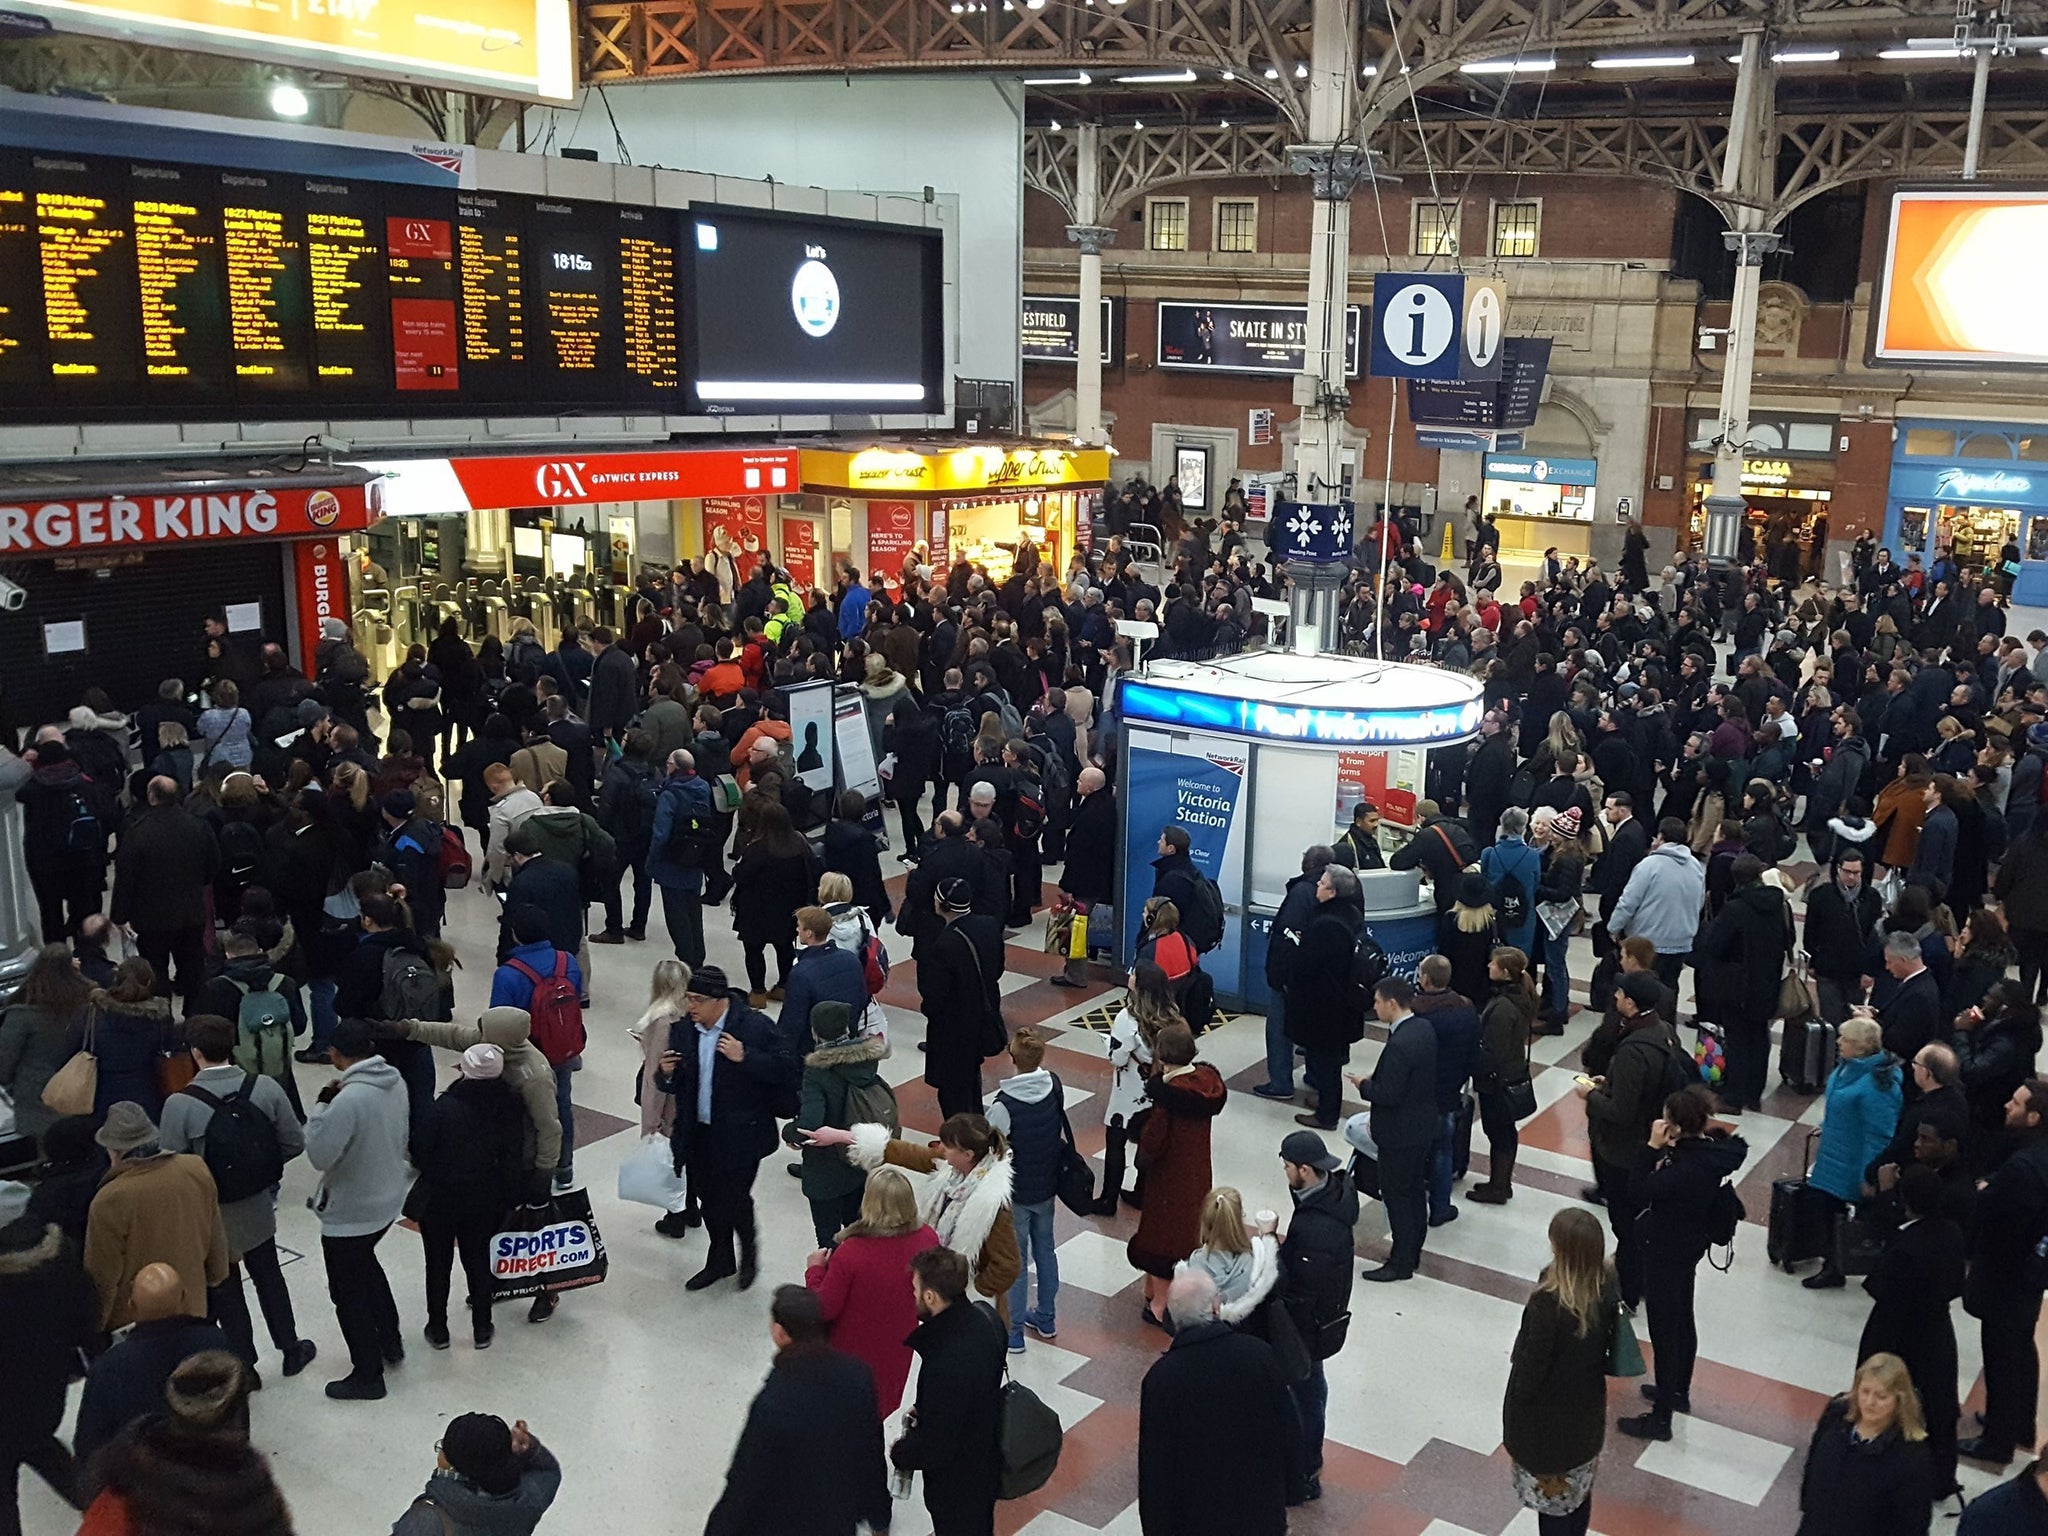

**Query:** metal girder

left=1024, top=108, right=2048, bottom=226
left=0, top=35, right=266, bottom=95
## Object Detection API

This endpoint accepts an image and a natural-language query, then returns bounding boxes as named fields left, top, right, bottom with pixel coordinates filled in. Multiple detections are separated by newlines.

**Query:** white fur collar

left=848, top=1122, right=1013, bottom=1281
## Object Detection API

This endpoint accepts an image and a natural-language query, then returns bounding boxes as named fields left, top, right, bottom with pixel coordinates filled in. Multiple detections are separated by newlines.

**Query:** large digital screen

left=1021, top=294, right=1117, bottom=363
left=1155, top=299, right=1363, bottom=377
left=1874, top=189, right=2048, bottom=368
left=4, top=0, right=574, bottom=102
left=0, top=145, right=689, bottom=422
left=681, top=207, right=944, bottom=416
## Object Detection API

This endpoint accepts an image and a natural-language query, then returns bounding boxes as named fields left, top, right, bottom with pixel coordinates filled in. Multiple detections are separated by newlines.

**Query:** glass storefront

left=1887, top=420, right=2047, bottom=602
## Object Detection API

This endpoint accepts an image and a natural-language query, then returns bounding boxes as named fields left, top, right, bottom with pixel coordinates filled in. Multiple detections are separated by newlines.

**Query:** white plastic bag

left=616, top=1134, right=688, bottom=1212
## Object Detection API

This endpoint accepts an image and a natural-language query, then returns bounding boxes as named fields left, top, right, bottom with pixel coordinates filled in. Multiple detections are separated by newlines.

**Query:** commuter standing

left=1504, top=1208, right=1620, bottom=1536
left=1795, top=1353, right=1933, bottom=1536
left=1275, top=1129, right=1359, bottom=1501
left=1579, top=973, right=1693, bottom=1307
left=648, top=748, right=717, bottom=968
left=1959, top=1078, right=2048, bottom=1465
left=987, top=1026, right=1066, bottom=1350
left=1349, top=976, right=1438, bottom=1282
left=82, top=1102, right=230, bottom=1333
left=918, top=879, right=1006, bottom=1118
left=410, top=1043, right=528, bottom=1352
left=890, top=1246, right=1006, bottom=1536
left=0, top=1212, right=96, bottom=1536
left=804, top=1167, right=940, bottom=1420
left=391, top=1413, right=562, bottom=1536
left=1860, top=1164, right=1968, bottom=1499
left=1283, top=862, right=1366, bottom=1131
left=110, top=777, right=220, bottom=1015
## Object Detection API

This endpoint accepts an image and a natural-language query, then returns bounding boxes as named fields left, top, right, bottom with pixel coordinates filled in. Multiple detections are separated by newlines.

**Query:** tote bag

left=41, top=1017, right=98, bottom=1117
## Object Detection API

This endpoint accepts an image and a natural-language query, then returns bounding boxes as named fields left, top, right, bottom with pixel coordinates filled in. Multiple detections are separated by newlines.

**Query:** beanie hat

left=460, top=1043, right=505, bottom=1081
left=441, top=1412, right=521, bottom=1495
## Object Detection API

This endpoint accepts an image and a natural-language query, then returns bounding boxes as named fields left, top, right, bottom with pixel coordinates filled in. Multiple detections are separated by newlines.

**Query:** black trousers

left=893, top=787, right=927, bottom=854
left=1378, top=1140, right=1430, bottom=1273
left=809, top=1187, right=866, bottom=1248
left=685, top=1128, right=761, bottom=1273
left=1721, top=1014, right=1772, bottom=1111
left=1643, top=1249, right=1701, bottom=1407
left=1653, top=951, right=1686, bottom=992
left=421, top=1205, right=503, bottom=1325
left=1594, top=1153, right=1648, bottom=1307
left=322, top=1226, right=401, bottom=1378
left=1979, top=1288, right=2043, bottom=1452
left=27, top=862, right=99, bottom=946
left=1537, top=1497, right=1592, bottom=1536
left=743, top=937, right=794, bottom=996
left=0, top=1436, right=77, bottom=1536
left=603, top=854, right=652, bottom=936
left=137, top=922, right=208, bottom=1014
left=1099, top=1115, right=1142, bottom=1203
left=210, top=1239, right=300, bottom=1364
left=1008, top=847, right=1042, bottom=926
left=661, top=886, right=705, bottom=969
left=1476, top=1086, right=1520, bottom=1169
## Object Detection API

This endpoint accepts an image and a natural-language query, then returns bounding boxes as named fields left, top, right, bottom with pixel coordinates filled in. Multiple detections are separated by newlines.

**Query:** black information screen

left=681, top=205, right=943, bottom=416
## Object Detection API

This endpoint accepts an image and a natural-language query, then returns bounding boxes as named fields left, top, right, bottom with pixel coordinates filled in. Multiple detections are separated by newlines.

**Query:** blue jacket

left=1960, top=1463, right=2048, bottom=1535
left=648, top=772, right=715, bottom=892
left=777, top=941, right=869, bottom=1057
left=838, top=582, right=872, bottom=640
left=490, top=941, right=585, bottom=1010
left=1811, top=1051, right=1903, bottom=1202
left=1480, top=836, right=1542, bottom=953
left=1413, top=988, right=1482, bottom=1112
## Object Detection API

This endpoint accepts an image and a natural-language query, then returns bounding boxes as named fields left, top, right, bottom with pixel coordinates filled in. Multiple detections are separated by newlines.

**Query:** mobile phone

left=1574, top=1074, right=1597, bottom=1089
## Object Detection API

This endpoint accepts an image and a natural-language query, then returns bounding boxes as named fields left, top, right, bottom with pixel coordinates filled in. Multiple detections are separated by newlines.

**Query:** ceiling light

left=1263, top=66, right=1279, bottom=79
left=1220, top=118, right=1230, bottom=127
left=1459, top=57, right=1556, bottom=73
left=1220, top=69, right=1234, bottom=80
left=268, top=81, right=309, bottom=117
left=1879, top=45, right=1964, bottom=57
left=1115, top=69, right=1197, bottom=83
left=1726, top=48, right=1841, bottom=62
left=1049, top=118, right=1061, bottom=130
left=1361, top=63, right=1378, bottom=74
left=1133, top=120, right=1144, bottom=130
left=1026, top=0, right=1044, bottom=8
left=1024, top=70, right=1091, bottom=84
left=1294, top=62, right=1308, bottom=77
left=1590, top=52, right=1695, bottom=68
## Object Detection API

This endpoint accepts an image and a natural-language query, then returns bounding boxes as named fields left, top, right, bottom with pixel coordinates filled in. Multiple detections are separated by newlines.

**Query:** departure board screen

left=0, top=142, right=941, bottom=424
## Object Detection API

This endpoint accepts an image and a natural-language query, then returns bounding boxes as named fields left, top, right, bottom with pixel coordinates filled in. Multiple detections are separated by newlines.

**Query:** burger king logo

left=306, top=490, right=341, bottom=528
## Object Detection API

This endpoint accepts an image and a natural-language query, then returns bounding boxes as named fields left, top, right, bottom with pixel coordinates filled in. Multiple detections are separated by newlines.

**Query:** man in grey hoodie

left=306, top=1017, right=412, bottom=1401
left=1608, top=818, right=1709, bottom=990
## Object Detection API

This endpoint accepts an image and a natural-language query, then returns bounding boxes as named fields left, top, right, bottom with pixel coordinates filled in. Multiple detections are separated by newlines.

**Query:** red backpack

left=435, top=824, right=472, bottom=890
left=508, top=953, right=585, bottom=1066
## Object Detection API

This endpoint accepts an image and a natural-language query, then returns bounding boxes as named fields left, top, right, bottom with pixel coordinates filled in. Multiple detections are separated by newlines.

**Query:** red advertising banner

left=867, top=500, right=917, bottom=589
left=361, top=448, right=801, bottom=517
left=782, top=517, right=818, bottom=589
left=0, top=481, right=379, bottom=556
left=702, top=496, right=769, bottom=588
left=292, top=537, right=352, bottom=679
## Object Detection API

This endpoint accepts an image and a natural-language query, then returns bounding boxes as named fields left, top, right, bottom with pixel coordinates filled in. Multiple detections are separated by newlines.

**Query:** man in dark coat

left=1411, top=955, right=1481, bottom=1227
left=705, top=1286, right=893, bottom=1536
left=916, top=879, right=1006, bottom=1119
left=1353, top=975, right=1439, bottom=1281
left=892, top=1246, right=1005, bottom=1536
left=0, top=1214, right=99, bottom=1523
left=1149, top=825, right=1211, bottom=932
left=1056, top=767, right=1117, bottom=909
left=1390, top=800, right=1477, bottom=912
left=583, top=626, right=639, bottom=746
left=654, top=966, right=797, bottom=1293
left=1282, top=864, right=1366, bottom=1131
left=1258, top=846, right=1334, bottom=1104
left=1140, top=1270, right=1304, bottom=1534
left=18, top=736, right=116, bottom=944
left=1868, top=1044, right=1973, bottom=1185
left=1804, top=846, right=1884, bottom=1023
left=372, top=788, right=446, bottom=940
left=1860, top=1165, right=1968, bottom=1498
left=499, top=825, right=585, bottom=967
left=1461, top=715, right=1517, bottom=852
left=1581, top=974, right=1693, bottom=1306
left=109, top=776, right=220, bottom=1014
left=1871, top=930, right=1945, bottom=1088
left=1959, top=1079, right=2048, bottom=1465
left=72, top=1260, right=225, bottom=1470
left=1276, top=1129, right=1360, bottom=1497
left=1959, top=1457, right=2048, bottom=1532
left=1593, top=791, right=1651, bottom=932
left=902, top=813, right=1001, bottom=952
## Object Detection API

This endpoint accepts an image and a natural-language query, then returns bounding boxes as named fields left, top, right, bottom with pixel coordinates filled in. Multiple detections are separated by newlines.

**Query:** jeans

left=1643, top=1250, right=1701, bottom=1407
left=1289, top=1359, right=1328, bottom=1478
left=1539, top=923, right=1572, bottom=1017
left=1379, top=1140, right=1430, bottom=1273
left=1262, top=993, right=1295, bottom=1093
left=1653, top=950, right=1686, bottom=992
left=323, top=1225, right=401, bottom=1379
left=744, top=937, right=794, bottom=997
left=603, top=855, right=652, bottom=936
left=661, top=885, right=705, bottom=969
left=555, top=1055, right=580, bottom=1179
left=893, top=790, right=926, bottom=855
left=1006, top=1198, right=1059, bottom=1338
left=308, top=977, right=338, bottom=1053
left=209, top=1239, right=300, bottom=1364
left=1302, top=1048, right=1345, bottom=1128
left=1428, top=1109, right=1460, bottom=1222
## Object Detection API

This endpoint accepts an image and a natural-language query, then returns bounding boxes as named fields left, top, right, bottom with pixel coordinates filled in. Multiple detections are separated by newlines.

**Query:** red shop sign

left=292, top=537, right=352, bottom=679
left=365, top=447, right=801, bottom=515
left=0, top=482, right=379, bottom=556
left=782, top=518, right=818, bottom=589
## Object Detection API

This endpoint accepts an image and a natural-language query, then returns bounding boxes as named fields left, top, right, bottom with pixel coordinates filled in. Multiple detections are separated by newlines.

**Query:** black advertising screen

left=1155, top=300, right=1363, bottom=377
left=681, top=206, right=944, bottom=416
left=0, top=146, right=860, bottom=425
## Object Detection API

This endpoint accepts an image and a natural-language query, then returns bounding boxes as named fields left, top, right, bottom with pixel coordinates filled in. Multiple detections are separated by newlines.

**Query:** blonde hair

left=1454, top=900, right=1496, bottom=934
left=818, top=872, right=855, bottom=905
left=1197, top=1187, right=1252, bottom=1257
left=1547, top=711, right=1583, bottom=759
left=1536, top=1208, right=1609, bottom=1336
left=330, top=759, right=369, bottom=812
left=1838, top=1016, right=1884, bottom=1059
left=1850, top=1353, right=1927, bottom=1442
left=645, top=959, right=692, bottom=1016
left=1142, top=897, right=1181, bottom=935
left=840, top=1166, right=921, bottom=1242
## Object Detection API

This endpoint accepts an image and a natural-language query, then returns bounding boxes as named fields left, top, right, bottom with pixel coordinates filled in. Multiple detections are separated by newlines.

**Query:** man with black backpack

left=648, top=748, right=718, bottom=969
left=373, top=788, right=446, bottom=941
left=159, top=1012, right=317, bottom=1385
left=1150, top=826, right=1225, bottom=956
left=19, top=735, right=116, bottom=944
left=594, top=729, right=660, bottom=944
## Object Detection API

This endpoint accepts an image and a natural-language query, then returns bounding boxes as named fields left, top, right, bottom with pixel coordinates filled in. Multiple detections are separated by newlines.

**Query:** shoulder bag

left=1606, top=1307, right=1646, bottom=1377
left=41, top=1013, right=98, bottom=1116
left=1053, top=1081, right=1097, bottom=1217
left=954, top=926, right=1009, bottom=1057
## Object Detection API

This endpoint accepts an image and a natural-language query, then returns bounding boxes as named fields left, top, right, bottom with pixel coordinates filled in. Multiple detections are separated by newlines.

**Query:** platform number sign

left=1369, top=273, right=1466, bottom=381
left=1462, top=279, right=1507, bottom=382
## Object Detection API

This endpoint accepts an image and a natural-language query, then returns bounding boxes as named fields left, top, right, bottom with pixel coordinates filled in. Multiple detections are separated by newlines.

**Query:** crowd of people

left=4, top=486, right=2048, bottom=1536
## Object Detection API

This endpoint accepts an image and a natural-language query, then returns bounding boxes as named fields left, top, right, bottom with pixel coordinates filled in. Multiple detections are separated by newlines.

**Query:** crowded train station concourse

left=9, top=0, right=2048, bottom=1532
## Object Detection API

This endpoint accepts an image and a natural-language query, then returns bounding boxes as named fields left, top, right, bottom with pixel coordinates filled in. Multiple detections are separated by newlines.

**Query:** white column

left=1065, top=123, right=1114, bottom=448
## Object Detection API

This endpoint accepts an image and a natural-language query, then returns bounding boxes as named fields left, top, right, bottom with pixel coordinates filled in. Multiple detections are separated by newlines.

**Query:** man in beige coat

left=83, top=1101, right=230, bottom=1332
left=389, top=1006, right=562, bottom=1186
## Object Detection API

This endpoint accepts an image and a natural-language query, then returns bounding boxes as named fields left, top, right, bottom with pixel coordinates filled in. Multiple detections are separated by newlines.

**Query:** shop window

left=1213, top=198, right=1258, bottom=253
left=1785, top=421, right=1835, bottom=454
left=1146, top=198, right=1189, bottom=252
left=1746, top=424, right=1785, bottom=450
left=1412, top=201, right=1460, bottom=257
left=1490, top=199, right=1541, bottom=258
left=1900, top=506, right=1930, bottom=550
left=2030, top=517, right=2048, bottom=562
left=2021, top=437, right=2048, bottom=462
left=1961, top=433, right=2014, bottom=460
left=1903, top=428, right=1956, bottom=458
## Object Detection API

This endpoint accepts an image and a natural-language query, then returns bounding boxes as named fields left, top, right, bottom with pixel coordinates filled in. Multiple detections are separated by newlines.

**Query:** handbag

left=1607, top=1309, right=1647, bottom=1377
left=1836, top=1214, right=1886, bottom=1277
left=1502, top=1075, right=1538, bottom=1122
left=1054, top=1093, right=1096, bottom=1217
left=157, top=1050, right=198, bottom=1098
left=1311, top=1309, right=1353, bottom=1360
left=1777, top=959, right=1815, bottom=1027
left=41, top=1016, right=98, bottom=1116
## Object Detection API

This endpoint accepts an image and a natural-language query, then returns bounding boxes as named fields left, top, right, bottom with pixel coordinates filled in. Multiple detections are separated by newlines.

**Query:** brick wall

left=1832, top=418, right=1892, bottom=545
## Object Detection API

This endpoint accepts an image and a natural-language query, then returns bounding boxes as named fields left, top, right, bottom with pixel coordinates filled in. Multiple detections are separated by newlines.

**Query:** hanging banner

left=782, top=517, right=819, bottom=589
left=867, top=500, right=918, bottom=588
left=701, top=495, right=768, bottom=599
left=1120, top=729, right=1250, bottom=998
left=292, top=537, right=351, bottom=680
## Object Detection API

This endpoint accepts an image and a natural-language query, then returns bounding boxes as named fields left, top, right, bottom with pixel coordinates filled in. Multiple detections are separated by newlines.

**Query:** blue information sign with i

left=1368, top=272, right=1467, bottom=381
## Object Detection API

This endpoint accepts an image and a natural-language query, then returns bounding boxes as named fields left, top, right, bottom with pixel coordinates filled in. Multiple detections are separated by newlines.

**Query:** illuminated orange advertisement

left=1875, top=190, right=2048, bottom=366
left=9, top=0, right=575, bottom=101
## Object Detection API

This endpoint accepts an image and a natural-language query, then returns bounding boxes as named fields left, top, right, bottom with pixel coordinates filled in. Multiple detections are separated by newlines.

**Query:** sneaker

left=1025, top=1313, right=1057, bottom=1341
left=424, top=1320, right=451, bottom=1351
left=1617, top=1411, right=1673, bottom=1441
left=473, top=1318, right=495, bottom=1350
left=1251, top=1083, right=1296, bottom=1102
left=280, top=1340, right=318, bottom=1377
left=1008, top=1334, right=1026, bottom=1355
left=324, top=1373, right=386, bottom=1401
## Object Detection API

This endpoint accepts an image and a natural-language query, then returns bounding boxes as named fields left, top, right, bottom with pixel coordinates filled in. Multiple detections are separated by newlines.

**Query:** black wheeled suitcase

left=1767, top=1131, right=1832, bottom=1271
left=1778, top=1015, right=1837, bottom=1094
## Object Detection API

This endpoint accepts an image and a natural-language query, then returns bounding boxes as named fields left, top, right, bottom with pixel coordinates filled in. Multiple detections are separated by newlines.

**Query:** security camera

left=0, top=577, right=25, bottom=614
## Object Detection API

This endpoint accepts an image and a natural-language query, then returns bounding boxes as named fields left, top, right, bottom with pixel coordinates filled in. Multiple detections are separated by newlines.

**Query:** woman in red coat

left=1127, top=1023, right=1229, bottom=1326
left=804, top=1167, right=940, bottom=1417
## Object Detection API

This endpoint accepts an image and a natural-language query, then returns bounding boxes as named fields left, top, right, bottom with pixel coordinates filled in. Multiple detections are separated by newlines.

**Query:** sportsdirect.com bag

left=488, top=1197, right=609, bottom=1300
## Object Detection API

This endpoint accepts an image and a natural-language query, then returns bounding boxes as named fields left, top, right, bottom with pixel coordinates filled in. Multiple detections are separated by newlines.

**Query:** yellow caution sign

left=1440, top=519, right=1456, bottom=562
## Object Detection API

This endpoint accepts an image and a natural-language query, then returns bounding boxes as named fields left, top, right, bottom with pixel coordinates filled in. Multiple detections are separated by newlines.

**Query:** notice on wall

left=225, top=600, right=263, bottom=633
left=43, top=619, right=85, bottom=656
left=782, top=517, right=818, bottom=589
left=867, top=500, right=917, bottom=589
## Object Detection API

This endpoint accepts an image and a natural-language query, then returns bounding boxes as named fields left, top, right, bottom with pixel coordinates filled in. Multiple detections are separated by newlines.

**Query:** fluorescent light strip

left=1879, top=46, right=1965, bottom=58
left=1460, top=57, right=1556, bottom=73
left=1024, top=71, right=1091, bottom=84
left=1724, top=49, right=1841, bottom=62
left=696, top=382, right=930, bottom=403
left=1115, top=69, right=1196, bottom=83
left=1590, top=52, right=1695, bottom=68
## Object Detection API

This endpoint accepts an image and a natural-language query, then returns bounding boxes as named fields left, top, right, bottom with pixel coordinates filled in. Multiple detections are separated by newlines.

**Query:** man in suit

left=916, top=879, right=1006, bottom=1119
left=1865, top=931, right=1944, bottom=1095
left=1593, top=791, right=1651, bottom=933
left=654, top=965, right=797, bottom=1293
left=1868, top=1044, right=1973, bottom=1188
left=1860, top=1165, right=1968, bottom=1498
left=1347, top=976, right=1438, bottom=1282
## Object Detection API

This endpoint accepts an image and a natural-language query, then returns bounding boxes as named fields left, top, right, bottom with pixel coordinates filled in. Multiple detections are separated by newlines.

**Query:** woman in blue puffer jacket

left=1804, top=1015, right=1902, bottom=1290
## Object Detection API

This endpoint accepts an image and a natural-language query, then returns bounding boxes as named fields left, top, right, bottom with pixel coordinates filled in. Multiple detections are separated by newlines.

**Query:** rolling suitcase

left=1778, top=1015, right=1837, bottom=1094
left=1767, top=1131, right=1832, bottom=1272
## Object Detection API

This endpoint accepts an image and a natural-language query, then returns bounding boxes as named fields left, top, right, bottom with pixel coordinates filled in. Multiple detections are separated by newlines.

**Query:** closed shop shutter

left=0, top=543, right=287, bottom=739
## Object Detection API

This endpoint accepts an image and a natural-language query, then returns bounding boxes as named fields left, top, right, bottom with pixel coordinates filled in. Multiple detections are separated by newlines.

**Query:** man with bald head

left=1139, top=1268, right=1303, bottom=1532
left=1868, top=1039, right=1972, bottom=1192
left=110, top=775, right=218, bottom=1013
left=73, top=1264, right=227, bottom=1466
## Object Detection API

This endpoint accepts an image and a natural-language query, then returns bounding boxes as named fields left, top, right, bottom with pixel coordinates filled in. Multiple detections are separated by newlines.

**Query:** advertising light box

left=1021, top=294, right=1116, bottom=363
left=1155, top=300, right=1363, bottom=378
left=1874, top=189, right=2048, bottom=368
left=5, top=0, right=575, bottom=102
